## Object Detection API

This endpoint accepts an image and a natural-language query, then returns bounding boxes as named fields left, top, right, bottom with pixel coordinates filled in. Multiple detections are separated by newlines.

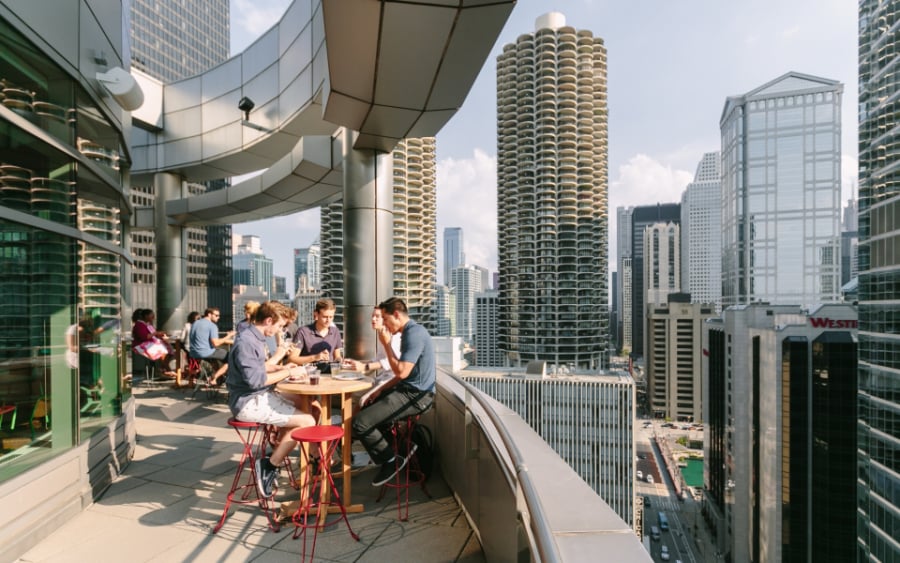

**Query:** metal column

left=153, top=172, right=188, bottom=332
left=341, top=128, right=393, bottom=361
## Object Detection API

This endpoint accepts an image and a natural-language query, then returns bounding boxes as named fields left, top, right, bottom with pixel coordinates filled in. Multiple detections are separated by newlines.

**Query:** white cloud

left=610, top=153, right=693, bottom=210
left=436, top=149, right=498, bottom=279
left=608, top=154, right=694, bottom=266
left=782, top=25, right=802, bottom=39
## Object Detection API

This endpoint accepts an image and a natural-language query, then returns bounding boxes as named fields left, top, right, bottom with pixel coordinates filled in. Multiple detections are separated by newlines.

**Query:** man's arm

left=210, top=330, right=235, bottom=348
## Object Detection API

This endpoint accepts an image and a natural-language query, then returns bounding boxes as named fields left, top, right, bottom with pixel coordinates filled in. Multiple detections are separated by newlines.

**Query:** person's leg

left=269, top=412, right=315, bottom=465
left=352, top=388, right=424, bottom=465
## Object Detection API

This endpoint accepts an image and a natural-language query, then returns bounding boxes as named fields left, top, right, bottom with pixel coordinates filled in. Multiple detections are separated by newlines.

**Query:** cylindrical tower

left=497, top=13, right=609, bottom=370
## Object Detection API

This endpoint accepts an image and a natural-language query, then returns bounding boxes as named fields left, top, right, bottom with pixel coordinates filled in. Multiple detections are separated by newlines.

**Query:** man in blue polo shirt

left=351, top=297, right=435, bottom=486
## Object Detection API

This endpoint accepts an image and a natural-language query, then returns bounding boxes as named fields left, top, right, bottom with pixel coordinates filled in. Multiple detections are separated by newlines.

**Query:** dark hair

left=140, top=309, right=155, bottom=321
left=204, top=307, right=219, bottom=317
left=131, top=309, right=145, bottom=323
left=378, top=297, right=407, bottom=315
left=187, top=311, right=200, bottom=323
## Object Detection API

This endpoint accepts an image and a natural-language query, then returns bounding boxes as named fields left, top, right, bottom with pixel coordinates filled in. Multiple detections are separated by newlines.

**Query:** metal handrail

left=447, top=372, right=561, bottom=563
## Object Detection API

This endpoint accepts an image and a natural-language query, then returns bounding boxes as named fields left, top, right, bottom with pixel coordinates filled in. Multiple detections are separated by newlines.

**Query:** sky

left=230, top=0, right=858, bottom=295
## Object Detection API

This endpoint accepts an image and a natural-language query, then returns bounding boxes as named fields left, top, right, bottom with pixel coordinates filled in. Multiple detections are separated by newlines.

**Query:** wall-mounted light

left=238, top=96, right=255, bottom=121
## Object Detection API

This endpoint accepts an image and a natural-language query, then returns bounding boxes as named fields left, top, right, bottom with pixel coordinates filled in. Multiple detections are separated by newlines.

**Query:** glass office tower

left=720, top=72, right=843, bottom=309
left=857, top=2, right=900, bottom=560
left=497, top=12, right=609, bottom=370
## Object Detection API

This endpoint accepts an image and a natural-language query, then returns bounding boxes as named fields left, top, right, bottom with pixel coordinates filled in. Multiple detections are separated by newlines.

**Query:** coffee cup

left=330, top=361, right=341, bottom=375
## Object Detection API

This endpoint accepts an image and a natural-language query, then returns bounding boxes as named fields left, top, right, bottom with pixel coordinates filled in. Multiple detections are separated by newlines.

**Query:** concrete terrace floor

left=17, top=384, right=485, bottom=563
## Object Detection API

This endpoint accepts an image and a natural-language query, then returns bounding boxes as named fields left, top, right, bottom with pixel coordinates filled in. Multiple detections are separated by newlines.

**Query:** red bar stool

left=212, top=417, right=280, bottom=534
left=289, top=425, right=359, bottom=561
left=375, top=413, right=432, bottom=521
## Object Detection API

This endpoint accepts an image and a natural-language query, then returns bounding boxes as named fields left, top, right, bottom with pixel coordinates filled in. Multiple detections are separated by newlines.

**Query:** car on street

left=660, top=545, right=670, bottom=560
left=637, top=470, right=644, bottom=481
left=646, top=474, right=654, bottom=484
left=644, top=495, right=651, bottom=507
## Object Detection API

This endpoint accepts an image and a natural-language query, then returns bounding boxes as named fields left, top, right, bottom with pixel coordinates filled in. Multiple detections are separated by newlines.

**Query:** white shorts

left=236, top=391, right=298, bottom=427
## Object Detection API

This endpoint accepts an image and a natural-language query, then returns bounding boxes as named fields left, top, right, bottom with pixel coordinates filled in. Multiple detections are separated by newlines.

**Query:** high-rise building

left=610, top=271, right=619, bottom=351
left=857, top=3, right=900, bottom=559
left=294, top=245, right=318, bottom=294
left=619, top=204, right=681, bottom=360
left=130, top=0, right=229, bottom=83
left=703, top=303, right=857, bottom=562
left=450, top=264, right=483, bottom=343
left=497, top=12, right=609, bottom=370
left=680, top=152, right=722, bottom=311
left=320, top=138, right=437, bottom=331
left=443, top=227, right=464, bottom=285
left=129, top=0, right=232, bottom=329
left=233, top=235, right=273, bottom=298
left=840, top=198, right=858, bottom=287
left=643, top=223, right=680, bottom=317
left=720, top=72, right=842, bottom=309
left=433, top=284, right=453, bottom=337
left=464, top=369, right=636, bottom=528
left=646, top=294, right=715, bottom=421
left=474, top=290, right=503, bottom=367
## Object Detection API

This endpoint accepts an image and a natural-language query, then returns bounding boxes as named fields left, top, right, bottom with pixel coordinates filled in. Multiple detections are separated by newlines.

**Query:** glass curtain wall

left=0, top=17, right=127, bottom=481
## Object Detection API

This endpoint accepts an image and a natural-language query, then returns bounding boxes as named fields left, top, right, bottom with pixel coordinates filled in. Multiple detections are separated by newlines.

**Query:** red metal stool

left=375, top=414, right=432, bottom=521
left=183, top=357, right=201, bottom=388
left=289, top=425, right=359, bottom=561
left=213, top=417, right=280, bottom=533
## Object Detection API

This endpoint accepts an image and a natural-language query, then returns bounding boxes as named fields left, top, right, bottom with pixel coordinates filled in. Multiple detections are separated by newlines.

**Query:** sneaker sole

left=371, top=455, right=409, bottom=487
left=254, top=458, right=272, bottom=498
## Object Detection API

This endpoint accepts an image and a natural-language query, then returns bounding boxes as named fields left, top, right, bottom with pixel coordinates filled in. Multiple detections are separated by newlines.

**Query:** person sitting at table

left=286, top=298, right=343, bottom=372
left=343, top=306, right=402, bottom=408
left=225, top=300, right=317, bottom=499
left=132, top=308, right=176, bottom=377
left=188, top=307, right=235, bottom=384
left=351, top=297, right=435, bottom=487
left=235, top=301, right=259, bottom=334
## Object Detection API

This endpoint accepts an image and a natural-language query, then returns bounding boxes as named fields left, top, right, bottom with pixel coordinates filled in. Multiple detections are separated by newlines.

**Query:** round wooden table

left=277, top=375, right=372, bottom=512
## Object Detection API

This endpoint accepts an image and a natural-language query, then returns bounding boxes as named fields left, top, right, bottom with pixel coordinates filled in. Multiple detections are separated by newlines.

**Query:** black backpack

left=409, top=423, right=435, bottom=480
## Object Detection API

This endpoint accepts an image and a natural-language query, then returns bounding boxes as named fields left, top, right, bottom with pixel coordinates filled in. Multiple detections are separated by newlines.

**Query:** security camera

left=96, top=67, right=144, bottom=111
left=238, top=96, right=255, bottom=120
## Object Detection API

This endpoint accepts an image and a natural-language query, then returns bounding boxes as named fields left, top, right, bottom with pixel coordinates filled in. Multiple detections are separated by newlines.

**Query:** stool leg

left=292, top=436, right=359, bottom=561
left=213, top=424, right=281, bottom=534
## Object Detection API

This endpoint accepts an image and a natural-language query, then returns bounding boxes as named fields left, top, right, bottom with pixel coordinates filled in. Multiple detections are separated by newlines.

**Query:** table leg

left=340, top=392, right=364, bottom=513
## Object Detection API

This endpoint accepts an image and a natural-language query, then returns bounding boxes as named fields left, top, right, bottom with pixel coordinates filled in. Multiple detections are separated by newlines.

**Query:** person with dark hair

left=226, top=300, right=316, bottom=498
left=287, top=298, right=343, bottom=371
left=189, top=307, right=235, bottom=383
left=352, top=297, right=435, bottom=486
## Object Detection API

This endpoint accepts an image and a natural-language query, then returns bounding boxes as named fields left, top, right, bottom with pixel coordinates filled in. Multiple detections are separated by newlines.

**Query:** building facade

left=680, top=152, right=722, bottom=311
left=646, top=295, right=715, bottom=421
left=643, top=222, right=681, bottom=344
left=497, top=12, right=609, bottom=370
left=450, top=264, right=483, bottom=343
left=474, top=290, right=503, bottom=367
left=443, top=227, right=464, bottom=286
left=703, top=303, right=857, bottom=563
left=463, top=370, right=635, bottom=528
left=720, top=72, right=842, bottom=309
left=858, top=4, right=900, bottom=557
left=840, top=198, right=858, bottom=287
